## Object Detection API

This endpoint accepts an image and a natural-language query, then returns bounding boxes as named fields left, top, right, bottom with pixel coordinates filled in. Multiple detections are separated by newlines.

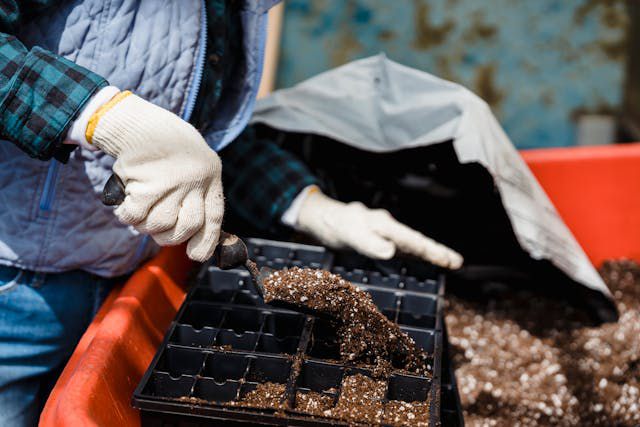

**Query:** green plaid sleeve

left=220, top=126, right=320, bottom=230
left=0, top=33, right=108, bottom=160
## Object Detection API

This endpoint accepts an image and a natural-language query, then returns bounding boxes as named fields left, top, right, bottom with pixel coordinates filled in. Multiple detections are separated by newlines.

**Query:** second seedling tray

left=133, top=239, right=445, bottom=426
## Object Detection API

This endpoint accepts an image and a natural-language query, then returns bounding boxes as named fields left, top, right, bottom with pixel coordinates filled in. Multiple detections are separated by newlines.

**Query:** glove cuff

left=282, top=185, right=320, bottom=227
left=88, top=91, right=206, bottom=159
left=85, top=90, right=133, bottom=149
left=65, top=86, right=121, bottom=150
left=296, top=189, right=344, bottom=235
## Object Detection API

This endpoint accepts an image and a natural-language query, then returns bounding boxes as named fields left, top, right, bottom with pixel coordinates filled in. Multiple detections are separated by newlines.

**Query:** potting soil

left=232, top=382, right=286, bottom=409
left=447, top=260, right=640, bottom=426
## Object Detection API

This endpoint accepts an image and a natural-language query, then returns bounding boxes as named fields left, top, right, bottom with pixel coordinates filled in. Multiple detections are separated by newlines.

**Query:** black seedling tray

left=133, top=239, right=445, bottom=426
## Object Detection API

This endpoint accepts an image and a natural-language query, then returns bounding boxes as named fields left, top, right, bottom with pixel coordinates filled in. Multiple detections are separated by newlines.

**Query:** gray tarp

left=251, top=54, right=610, bottom=299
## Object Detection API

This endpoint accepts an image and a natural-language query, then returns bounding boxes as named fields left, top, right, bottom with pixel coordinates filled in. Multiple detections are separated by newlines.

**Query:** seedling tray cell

left=296, top=360, right=344, bottom=393
left=262, top=312, right=306, bottom=337
left=134, top=238, right=446, bottom=426
left=306, top=320, right=341, bottom=360
left=201, top=352, right=251, bottom=382
left=387, top=373, right=430, bottom=402
left=203, top=269, right=251, bottom=292
left=143, top=372, right=195, bottom=399
left=396, top=311, right=438, bottom=329
left=331, top=266, right=366, bottom=284
left=357, top=284, right=443, bottom=331
left=169, top=324, right=217, bottom=348
left=404, top=276, right=440, bottom=294
left=256, top=334, right=300, bottom=355
left=331, top=251, right=440, bottom=286
left=193, top=377, right=241, bottom=402
left=180, top=303, right=227, bottom=330
left=401, top=327, right=436, bottom=356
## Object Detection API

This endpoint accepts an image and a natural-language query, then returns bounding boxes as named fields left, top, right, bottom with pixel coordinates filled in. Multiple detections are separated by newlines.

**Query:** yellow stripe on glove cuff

left=85, top=90, right=133, bottom=144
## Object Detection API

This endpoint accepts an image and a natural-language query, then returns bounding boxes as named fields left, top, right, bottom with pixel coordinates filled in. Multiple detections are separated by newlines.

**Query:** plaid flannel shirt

left=0, top=2, right=108, bottom=161
left=1, top=0, right=317, bottom=229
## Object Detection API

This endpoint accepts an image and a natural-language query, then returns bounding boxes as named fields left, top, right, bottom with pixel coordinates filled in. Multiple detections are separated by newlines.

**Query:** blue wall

left=276, top=0, right=628, bottom=149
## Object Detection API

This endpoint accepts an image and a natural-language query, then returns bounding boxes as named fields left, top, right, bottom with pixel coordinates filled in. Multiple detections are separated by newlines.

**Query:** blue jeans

left=0, top=266, right=117, bottom=426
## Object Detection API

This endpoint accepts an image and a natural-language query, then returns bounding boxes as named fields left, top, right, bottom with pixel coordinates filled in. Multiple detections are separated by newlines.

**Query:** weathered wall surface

left=276, top=0, right=628, bottom=148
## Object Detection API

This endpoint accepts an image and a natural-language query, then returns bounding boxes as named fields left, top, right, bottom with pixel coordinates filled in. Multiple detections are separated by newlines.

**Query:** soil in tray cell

left=382, top=400, right=431, bottom=426
left=320, top=373, right=431, bottom=426
left=293, top=390, right=336, bottom=416
left=263, top=267, right=431, bottom=376
left=230, top=382, right=287, bottom=410
left=331, top=374, right=387, bottom=424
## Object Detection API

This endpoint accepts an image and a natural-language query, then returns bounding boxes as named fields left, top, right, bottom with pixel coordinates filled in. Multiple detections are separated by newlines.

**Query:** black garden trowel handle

left=102, top=173, right=127, bottom=206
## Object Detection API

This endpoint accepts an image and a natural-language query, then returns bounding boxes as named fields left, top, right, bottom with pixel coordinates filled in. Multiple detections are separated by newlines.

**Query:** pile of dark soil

left=263, top=267, right=430, bottom=376
left=447, top=260, right=640, bottom=426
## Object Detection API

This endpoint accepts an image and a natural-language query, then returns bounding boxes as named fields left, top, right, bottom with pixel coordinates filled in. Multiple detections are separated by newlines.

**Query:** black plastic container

left=133, top=239, right=445, bottom=426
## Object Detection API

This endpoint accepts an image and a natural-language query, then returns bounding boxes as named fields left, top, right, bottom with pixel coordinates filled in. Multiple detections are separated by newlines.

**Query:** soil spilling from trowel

left=263, top=267, right=431, bottom=376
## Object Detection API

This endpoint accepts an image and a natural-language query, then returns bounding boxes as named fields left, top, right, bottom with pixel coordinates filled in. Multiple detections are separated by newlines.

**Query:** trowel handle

left=102, top=173, right=126, bottom=206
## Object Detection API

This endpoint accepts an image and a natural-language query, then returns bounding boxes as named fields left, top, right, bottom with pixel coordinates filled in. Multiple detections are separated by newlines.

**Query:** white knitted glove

left=87, top=91, right=223, bottom=262
left=296, top=189, right=463, bottom=269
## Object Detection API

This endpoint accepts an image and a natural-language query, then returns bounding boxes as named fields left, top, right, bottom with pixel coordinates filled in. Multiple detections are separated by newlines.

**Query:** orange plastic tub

left=521, top=143, right=640, bottom=267
left=40, top=246, right=193, bottom=427
left=40, top=144, right=640, bottom=426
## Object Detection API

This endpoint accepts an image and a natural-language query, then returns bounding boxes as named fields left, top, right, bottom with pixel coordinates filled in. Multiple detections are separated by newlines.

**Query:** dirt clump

left=263, top=267, right=431, bottom=376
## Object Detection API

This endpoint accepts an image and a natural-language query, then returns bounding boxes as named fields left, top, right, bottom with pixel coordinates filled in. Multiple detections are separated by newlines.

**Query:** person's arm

left=0, top=3, right=224, bottom=261
left=220, top=126, right=320, bottom=227
left=221, top=127, right=463, bottom=268
left=294, top=189, right=463, bottom=269
left=0, top=2, right=108, bottom=160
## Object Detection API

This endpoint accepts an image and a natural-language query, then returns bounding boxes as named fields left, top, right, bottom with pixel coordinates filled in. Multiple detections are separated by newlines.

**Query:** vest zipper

left=39, top=161, right=60, bottom=213
left=132, top=0, right=208, bottom=264
left=182, top=0, right=208, bottom=122
left=40, top=0, right=207, bottom=216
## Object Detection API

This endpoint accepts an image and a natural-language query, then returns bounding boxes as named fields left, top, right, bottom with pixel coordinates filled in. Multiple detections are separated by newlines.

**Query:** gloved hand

left=86, top=91, right=223, bottom=262
left=296, top=189, right=463, bottom=269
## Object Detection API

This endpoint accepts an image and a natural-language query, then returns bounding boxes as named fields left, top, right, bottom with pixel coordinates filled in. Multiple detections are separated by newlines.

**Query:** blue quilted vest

left=0, top=0, right=277, bottom=277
